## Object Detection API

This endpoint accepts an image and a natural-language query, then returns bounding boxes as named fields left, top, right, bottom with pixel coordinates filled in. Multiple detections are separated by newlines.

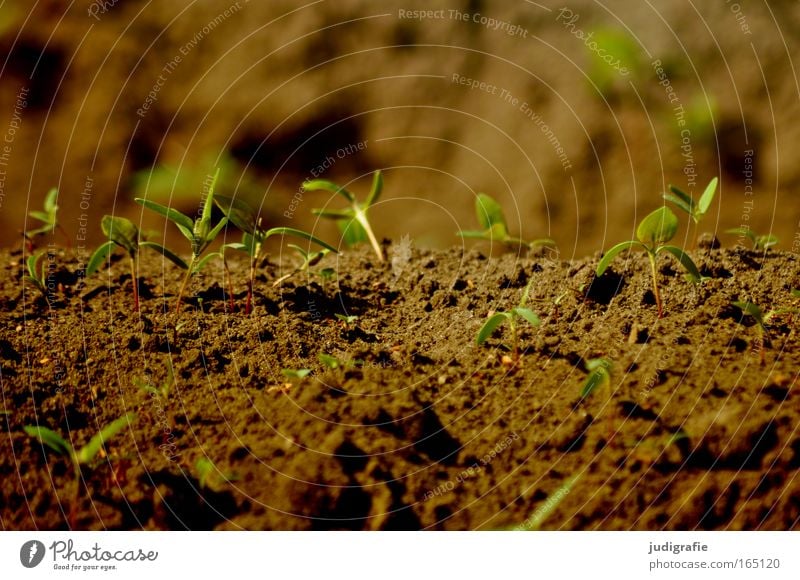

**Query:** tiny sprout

left=281, top=368, right=312, bottom=380
left=476, top=278, right=540, bottom=362
left=597, top=206, right=700, bottom=318
left=25, top=413, right=136, bottom=518
left=214, top=195, right=336, bottom=314
left=303, top=170, right=384, bottom=261
left=335, top=313, right=359, bottom=326
left=86, top=216, right=159, bottom=311
left=273, top=244, right=335, bottom=288
left=724, top=226, right=778, bottom=251
left=580, top=358, right=612, bottom=399
left=732, top=299, right=799, bottom=365
left=23, top=250, right=51, bottom=306
left=663, top=177, right=718, bottom=245
left=26, top=188, right=70, bottom=247
left=458, top=193, right=556, bottom=251
left=195, top=457, right=237, bottom=491
left=134, top=361, right=175, bottom=402
left=319, top=353, right=346, bottom=370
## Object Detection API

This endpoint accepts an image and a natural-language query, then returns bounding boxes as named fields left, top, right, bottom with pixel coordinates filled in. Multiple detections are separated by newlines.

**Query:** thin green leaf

left=303, top=179, right=355, bottom=203
left=757, top=234, right=778, bottom=250
left=658, top=245, right=701, bottom=281
left=134, top=198, right=194, bottom=232
left=24, top=425, right=73, bottom=458
left=27, top=252, right=43, bottom=280
left=512, top=307, right=540, bottom=327
left=475, top=193, right=507, bottom=231
left=662, top=193, right=693, bottom=217
left=476, top=312, right=510, bottom=345
left=596, top=241, right=643, bottom=276
left=724, top=227, right=756, bottom=244
left=205, top=216, right=228, bottom=244
left=312, top=208, right=354, bottom=220
left=264, top=227, right=338, bottom=253
left=192, top=251, right=221, bottom=274
left=530, top=238, right=557, bottom=248
left=139, top=241, right=189, bottom=269
left=667, top=185, right=694, bottom=209
left=214, top=194, right=258, bottom=233
left=581, top=366, right=610, bottom=398
left=319, top=353, right=342, bottom=369
left=365, top=170, right=383, bottom=207
left=28, top=210, right=51, bottom=223
left=281, top=368, right=311, bottom=379
left=86, top=241, right=116, bottom=276
left=697, top=177, right=718, bottom=215
left=732, top=301, right=765, bottom=326
left=101, top=215, right=139, bottom=255
left=457, top=230, right=490, bottom=240
left=44, top=188, right=58, bottom=213
left=76, top=413, right=136, bottom=465
left=636, top=207, right=678, bottom=245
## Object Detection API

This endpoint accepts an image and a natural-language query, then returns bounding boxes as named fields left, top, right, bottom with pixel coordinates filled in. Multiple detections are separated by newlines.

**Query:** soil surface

left=2, top=240, right=800, bottom=530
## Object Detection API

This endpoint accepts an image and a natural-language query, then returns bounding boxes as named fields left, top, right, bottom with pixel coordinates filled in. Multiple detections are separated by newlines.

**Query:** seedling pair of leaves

left=579, top=358, right=617, bottom=443
left=23, top=250, right=52, bottom=307
left=86, top=215, right=183, bottom=311
left=597, top=206, right=700, bottom=318
left=135, top=169, right=229, bottom=312
left=213, top=194, right=337, bottom=314
left=272, top=245, right=335, bottom=289
left=663, top=177, right=718, bottom=246
left=732, top=299, right=799, bottom=365
left=476, top=278, right=540, bottom=362
left=302, top=170, right=384, bottom=262
left=26, top=188, right=70, bottom=247
left=24, top=413, right=136, bottom=520
left=725, top=227, right=778, bottom=251
left=458, top=193, right=556, bottom=252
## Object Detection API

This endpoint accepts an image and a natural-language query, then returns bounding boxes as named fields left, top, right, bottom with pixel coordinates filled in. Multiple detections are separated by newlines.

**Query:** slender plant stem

left=129, top=255, right=140, bottom=312
left=357, top=210, right=384, bottom=262
left=223, top=259, right=235, bottom=312
left=175, top=257, right=195, bottom=313
left=246, top=257, right=255, bottom=315
left=648, top=253, right=663, bottom=318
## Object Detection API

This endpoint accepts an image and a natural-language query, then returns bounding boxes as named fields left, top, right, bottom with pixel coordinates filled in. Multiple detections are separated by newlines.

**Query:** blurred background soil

left=0, top=0, right=799, bottom=256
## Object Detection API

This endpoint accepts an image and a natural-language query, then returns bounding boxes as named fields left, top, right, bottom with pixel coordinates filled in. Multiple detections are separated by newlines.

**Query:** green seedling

left=281, top=368, right=311, bottom=380
left=134, top=361, right=175, bottom=402
left=214, top=195, right=336, bottom=314
left=335, top=313, right=359, bottom=327
left=663, top=177, right=718, bottom=246
left=458, top=193, right=556, bottom=251
left=23, top=250, right=52, bottom=306
left=514, top=473, right=581, bottom=531
left=195, top=457, right=237, bottom=491
left=580, top=358, right=616, bottom=442
left=135, top=169, right=229, bottom=312
left=85, top=216, right=172, bottom=311
left=732, top=300, right=799, bottom=365
left=597, top=206, right=700, bottom=318
left=725, top=227, right=778, bottom=251
left=476, top=278, right=540, bottom=362
left=303, top=170, right=384, bottom=261
left=273, top=244, right=335, bottom=288
left=25, top=413, right=136, bottom=521
left=580, top=358, right=612, bottom=399
left=26, top=188, right=70, bottom=247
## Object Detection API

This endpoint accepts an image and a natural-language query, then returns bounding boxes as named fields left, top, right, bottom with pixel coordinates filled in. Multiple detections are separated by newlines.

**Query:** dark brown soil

left=2, top=240, right=800, bottom=530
